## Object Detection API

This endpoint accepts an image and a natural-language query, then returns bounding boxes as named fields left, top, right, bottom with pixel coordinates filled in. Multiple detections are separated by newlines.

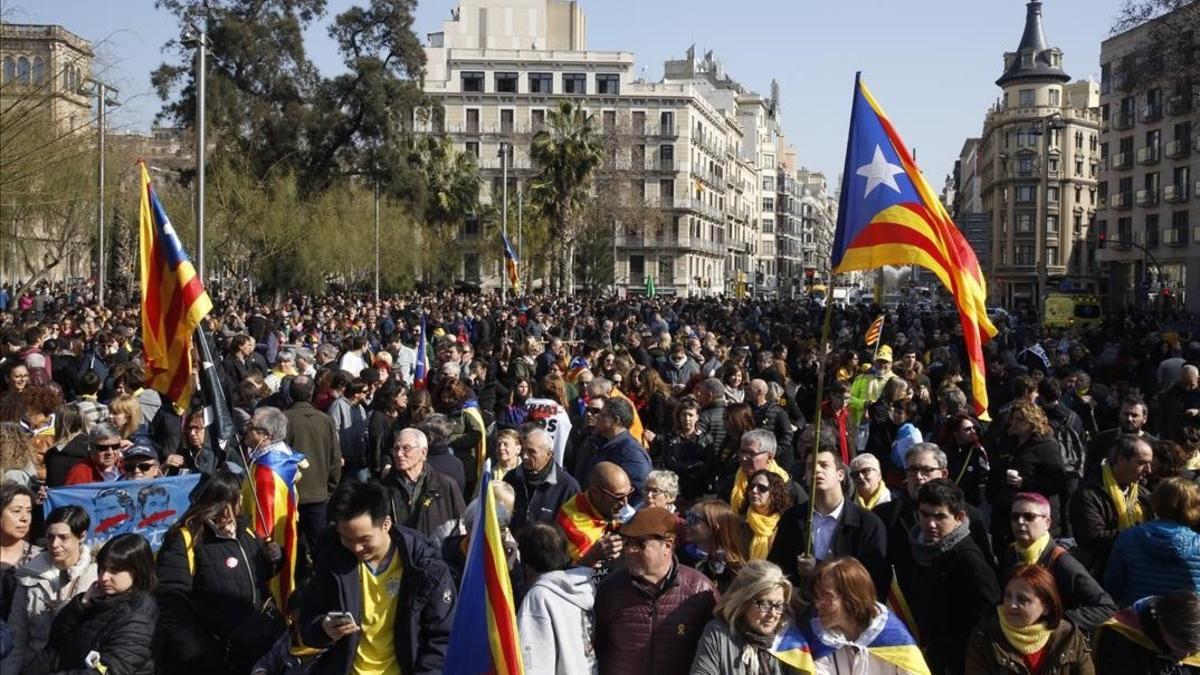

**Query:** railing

left=1111, top=192, right=1132, bottom=209
left=1164, top=183, right=1189, bottom=202
left=1165, top=139, right=1190, bottom=159
left=1139, top=104, right=1162, bottom=123
left=1113, top=111, right=1135, bottom=130
left=1110, top=152, right=1131, bottom=170
left=1135, top=188, right=1159, bottom=207
left=1164, top=228, right=1188, bottom=246
left=1167, top=95, right=1192, bottom=116
left=1136, top=145, right=1160, bottom=164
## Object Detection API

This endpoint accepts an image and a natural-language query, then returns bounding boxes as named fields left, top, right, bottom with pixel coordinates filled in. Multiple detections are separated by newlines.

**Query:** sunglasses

left=1010, top=512, right=1045, bottom=522
left=850, top=468, right=876, bottom=478
left=748, top=483, right=771, bottom=494
left=124, top=461, right=157, bottom=474
left=585, top=407, right=604, bottom=414
left=960, top=426, right=978, bottom=433
left=597, top=486, right=633, bottom=503
left=94, top=443, right=123, bottom=452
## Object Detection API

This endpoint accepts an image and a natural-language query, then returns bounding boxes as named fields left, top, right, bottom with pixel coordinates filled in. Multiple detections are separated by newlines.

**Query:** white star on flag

left=856, top=145, right=905, bottom=198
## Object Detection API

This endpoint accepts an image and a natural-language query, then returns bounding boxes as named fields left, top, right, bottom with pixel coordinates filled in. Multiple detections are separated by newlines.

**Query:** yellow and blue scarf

left=1100, top=597, right=1200, bottom=667
left=771, top=607, right=930, bottom=675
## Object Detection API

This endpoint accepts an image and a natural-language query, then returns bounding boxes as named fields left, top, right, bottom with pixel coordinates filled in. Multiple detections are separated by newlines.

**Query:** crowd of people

left=0, top=284, right=1198, bottom=674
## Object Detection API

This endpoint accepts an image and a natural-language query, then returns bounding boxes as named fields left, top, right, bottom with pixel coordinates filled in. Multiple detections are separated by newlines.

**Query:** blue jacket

left=583, top=430, right=651, bottom=502
left=1105, top=519, right=1200, bottom=606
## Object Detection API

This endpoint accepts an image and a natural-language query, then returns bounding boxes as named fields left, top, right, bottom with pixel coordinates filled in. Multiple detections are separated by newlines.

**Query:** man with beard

left=1086, top=395, right=1156, bottom=476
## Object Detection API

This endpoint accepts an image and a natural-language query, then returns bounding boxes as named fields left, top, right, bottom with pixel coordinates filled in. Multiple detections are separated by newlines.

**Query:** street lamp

left=498, top=142, right=511, bottom=303
left=79, top=79, right=120, bottom=307
left=181, top=23, right=209, bottom=284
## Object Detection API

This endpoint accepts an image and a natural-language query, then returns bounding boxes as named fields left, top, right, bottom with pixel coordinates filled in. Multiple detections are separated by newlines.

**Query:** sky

left=8, top=0, right=1127, bottom=190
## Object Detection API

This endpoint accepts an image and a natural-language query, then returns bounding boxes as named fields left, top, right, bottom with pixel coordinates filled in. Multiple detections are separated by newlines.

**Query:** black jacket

left=504, top=464, right=580, bottom=532
left=378, top=467, right=466, bottom=539
left=43, top=590, right=158, bottom=675
left=1069, top=470, right=1153, bottom=579
left=997, top=542, right=1117, bottom=636
left=906, top=530, right=1000, bottom=675
left=875, top=493, right=995, bottom=590
left=156, top=524, right=282, bottom=670
left=44, top=434, right=90, bottom=488
left=426, top=441, right=467, bottom=496
left=766, top=498, right=889, bottom=597
left=1094, top=600, right=1200, bottom=675
left=652, top=431, right=715, bottom=500
left=697, top=402, right=727, bottom=453
left=300, top=526, right=456, bottom=675
left=751, top=402, right=794, bottom=464
left=986, top=434, right=1067, bottom=547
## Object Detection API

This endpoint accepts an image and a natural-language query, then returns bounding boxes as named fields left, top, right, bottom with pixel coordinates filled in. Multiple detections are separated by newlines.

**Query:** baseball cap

left=618, top=507, right=677, bottom=539
left=123, top=442, right=158, bottom=462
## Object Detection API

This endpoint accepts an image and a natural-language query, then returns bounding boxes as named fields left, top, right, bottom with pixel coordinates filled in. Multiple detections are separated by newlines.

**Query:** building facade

left=979, top=1, right=1102, bottom=311
left=1094, top=1, right=1200, bottom=313
left=0, top=23, right=93, bottom=133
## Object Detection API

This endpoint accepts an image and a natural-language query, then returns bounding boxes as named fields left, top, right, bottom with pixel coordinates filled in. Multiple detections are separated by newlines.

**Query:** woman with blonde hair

left=108, top=394, right=144, bottom=440
left=690, top=560, right=800, bottom=674
left=986, top=400, right=1067, bottom=550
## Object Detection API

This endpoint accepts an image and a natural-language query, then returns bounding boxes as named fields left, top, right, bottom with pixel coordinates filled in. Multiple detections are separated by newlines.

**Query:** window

left=495, top=72, right=518, bottom=93
left=1016, top=186, right=1036, bottom=202
left=500, top=109, right=514, bottom=133
left=763, top=197, right=775, bottom=212
left=1101, top=62, right=1111, bottom=94
left=1049, top=88, right=1060, bottom=106
left=1075, top=186, right=1082, bottom=202
left=1047, top=186, right=1059, bottom=203
left=660, top=111, right=675, bottom=135
left=1046, top=246, right=1059, bottom=266
left=461, top=71, right=484, bottom=92
left=1073, top=213, right=1083, bottom=235
left=1172, top=210, right=1190, bottom=241
left=1146, top=214, right=1160, bottom=247
left=659, top=144, right=674, bottom=162
left=465, top=108, right=480, bottom=133
left=0, top=57, right=13, bottom=84
left=659, top=257, right=674, bottom=284
left=531, top=109, right=545, bottom=132
left=632, top=111, right=646, bottom=134
left=763, top=176, right=774, bottom=190
left=762, top=218, right=774, bottom=233
left=659, top=180, right=674, bottom=205
left=1075, top=159, right=1084, bottom=176
left=1014, top=245, right=1035, bottom=265
left=602, top=110, right=616, bottom=134
left=596, top=74, right=620, bottom=95
left=1048, top=158, right=1059, bottom=173
left=1047, top=215, right=1059, bottom=233
left=563, top=73, right=586, bottom=95
left=16, top=56, right=30, bottom=85
left=464, top=141, right=479, bottom=158
left=31, top=57, right=44, bottom=85
left=1017, top=128, right=1028, bottom=147
left=1018, top=157, right=1035, bottom=175
left=1016, top=213, right=1035, bottom=232
left=529, top=73, right=553, bottom=94
left=1019, top=89, right=1035, bottom=107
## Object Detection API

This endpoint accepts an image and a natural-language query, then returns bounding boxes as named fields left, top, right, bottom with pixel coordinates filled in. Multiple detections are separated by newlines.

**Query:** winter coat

left=1, top=546, right=97, bottom=672
left=997, top=544, right=1116, bottom=636
left=752, top=401, right=794, bottom=463
left=517, top=567, right=598, bottom=675
left=581, top=431, right=652, bottom=502
left=877, top=493, right=996, bottom=587
left=965, top=612, right=1094, bottom=675
left=299, top=525, right=456, bottom=675
left=378, top=467, right=466, bottom=539
left=284, top=402, right=341, bottom=504
left=659, top=357, right=700, bottom=388
left=155, top=523, right=282, bottom=672
left=697, top=402, right=727, bottom=454
left=1105, top=519, right=1200, bottom=606
left=41, top=590, right=158, bottom=675
left=653, top=430, right=715, bottom=499
left=326, top=397, right=368, bottom=471
left=1068, top=472, right=1153, bottom=580
left=251, top=629, right=320, bottom=675
left=987, top=435, right=1067, bottom=546
left=594, top=561, right=718, bottom=675
left=505, top=464, right=581, bottom=532
left=768, top=499, right=890, bottom=597
left=43, top=435, right=91, bottom=488
left=426, top=441, right=467, bottom=496
left=1093, top=598, right=1200, bottom=675
left=689, top=618, right=803, bottom=675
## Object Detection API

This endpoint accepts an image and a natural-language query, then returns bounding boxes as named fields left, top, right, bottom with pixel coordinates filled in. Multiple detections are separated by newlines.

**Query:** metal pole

left=195, top=28, right=207, bottom=283
left=517, top=190, right=522, bottom=290
left=501, top=143, right=508, bottom=304
left=374, top=181, right=380, bottom=303
left=97, top=82, right=106, bottom=307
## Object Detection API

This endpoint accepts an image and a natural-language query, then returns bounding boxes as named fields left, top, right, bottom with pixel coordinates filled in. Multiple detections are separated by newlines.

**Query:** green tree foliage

left=528, top=100, right=604, bottom=294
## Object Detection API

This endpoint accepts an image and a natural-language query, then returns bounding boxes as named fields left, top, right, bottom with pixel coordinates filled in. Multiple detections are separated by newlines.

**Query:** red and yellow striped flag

left=138, top=162, right=212, bottom=412
left=865, top=314, right=885, bottom=347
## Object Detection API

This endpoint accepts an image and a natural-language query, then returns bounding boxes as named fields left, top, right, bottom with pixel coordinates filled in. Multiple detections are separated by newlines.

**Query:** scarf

left=1101, top=461, right=1144, bottom=530
left=1014, top=532, right=1051, bottom=566
left=524, top=460, right=554, bottom=486
left=996, top=606, right=1052, bottom=655
left=738, top=626, right=776, bottom=675
left=909, top=520, right=971, bottom=567
left=854, top=483, right=887, bottom=511
left=731, top=461, right=792, bottom=513
left=745, top=509, right=781, bottom=560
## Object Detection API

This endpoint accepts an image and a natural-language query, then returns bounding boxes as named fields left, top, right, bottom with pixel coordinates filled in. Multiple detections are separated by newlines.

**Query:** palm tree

left=413, top=135, right=480, bottom=285
left=529, top=101, right=604, bottom=294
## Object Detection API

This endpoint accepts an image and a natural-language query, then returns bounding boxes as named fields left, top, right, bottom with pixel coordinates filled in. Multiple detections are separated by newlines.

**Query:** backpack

left=1049, top=417, right=1087, bottom=478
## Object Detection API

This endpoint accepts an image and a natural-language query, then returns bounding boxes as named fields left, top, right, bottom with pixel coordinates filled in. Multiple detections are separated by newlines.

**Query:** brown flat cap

left=618, top=507, right=676, bottom=539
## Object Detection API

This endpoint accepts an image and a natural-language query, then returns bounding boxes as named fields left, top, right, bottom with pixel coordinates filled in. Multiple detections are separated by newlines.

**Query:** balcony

left=1113, top=111, right=1135, bottom=130
left=1165, top=138, right=1191, bottom=159
left=1167, top=95, right=1192, bottom=116
left=1163, top=227, right=1188, bottom=247
left=1135, top=188, right=1159, bottom=207
left=646, top=159, right=677, bottom=173
left=1165, top=183, right=1190, bottom=202
left=1136, top=145, right=1160, bottom=165
left=1139, top=104, right=1162, bottom=124
left=647, top=126, right=679, bottom=139
left=1111, top=192, right=1132, bottom=209
left=1110, top=152, right=1131, bottom=170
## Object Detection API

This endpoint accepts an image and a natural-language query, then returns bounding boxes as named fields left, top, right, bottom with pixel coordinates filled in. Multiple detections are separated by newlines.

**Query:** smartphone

left=327, top=611, right=354, bottom=625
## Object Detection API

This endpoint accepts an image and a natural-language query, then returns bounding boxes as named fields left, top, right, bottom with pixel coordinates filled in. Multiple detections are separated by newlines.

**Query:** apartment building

left=1094, top=1, right=1200, bottom=313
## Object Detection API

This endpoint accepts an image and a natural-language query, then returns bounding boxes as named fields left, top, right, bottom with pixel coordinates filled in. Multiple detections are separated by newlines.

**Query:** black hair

left=1037, top=377, right=1063, bottom=403
left=827, top=381, right=851, bottom=398
left=289, top=375, right=315, bottom=402
left=1154, top=590, right=1200, bottom=653
left=915, top=478, right=966, bottom=516
left=176, top=470, right=242, bottom=540
left=0, top=482, right=33, bottom=512
left=518, top=522, right=571, bottom=574
left=45, top=505, right=90, bottom=537
left=1111, top=433, right=1152, bottom=463
left=95, top=533, right=156, bottom=593
left=78, top=370, right=102, bottom=395
left=328, top=480, right=390, bottom=527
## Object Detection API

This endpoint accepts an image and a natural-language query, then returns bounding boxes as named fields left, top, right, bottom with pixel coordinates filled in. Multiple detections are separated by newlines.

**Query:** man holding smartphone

left=300, top=481, right=456, bottom=674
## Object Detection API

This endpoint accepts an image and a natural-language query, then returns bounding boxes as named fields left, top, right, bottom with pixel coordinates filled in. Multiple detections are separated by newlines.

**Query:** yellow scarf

left=997, top=606, right=1052, bottom=655
left=1102, top=461, right=1144, bottom=530
left=731, top=461, right=792, bottom=513
left=854, top=483, right=887, bottom=511
left=1014, top=532, right=1051, bottom=566
left=745, top=509, right=780, bottom=560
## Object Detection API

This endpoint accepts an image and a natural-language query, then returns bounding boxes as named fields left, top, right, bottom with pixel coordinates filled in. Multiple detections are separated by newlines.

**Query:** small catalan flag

left=865, top=314, right=885, bottom=347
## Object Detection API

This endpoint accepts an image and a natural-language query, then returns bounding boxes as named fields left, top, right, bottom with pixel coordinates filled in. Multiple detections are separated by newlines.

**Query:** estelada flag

left=242, top=447, right=304, bottom=609
left=865, top=314, right=885, bottom=347
left=502, top=232, right=520, bottom=290
left=138, top=162, right=212, bottom=412
left=413, top=313, right=429, bottom=390
left=831, top=75, right=997, bottom=419
left=445, top=471, right=523, bottom=675
left=771, top=608, right=929, bottom=675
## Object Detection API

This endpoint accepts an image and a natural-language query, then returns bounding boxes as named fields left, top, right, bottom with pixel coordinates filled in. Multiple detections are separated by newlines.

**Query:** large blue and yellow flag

left=138, top=162, right=213, bottom=412
left=772, top=608, right=929, bottom=675
left=832, top=76, right=996, bottom=419
left=243, top=447, right=305, bottom=609
left=445, top=471, right=524, bottom=674
left=502, top=233, right=520, bottom=291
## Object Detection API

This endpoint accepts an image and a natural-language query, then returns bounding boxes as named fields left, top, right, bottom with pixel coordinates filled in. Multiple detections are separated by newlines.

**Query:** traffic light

left=1097, top=232, right=1106, bottom=249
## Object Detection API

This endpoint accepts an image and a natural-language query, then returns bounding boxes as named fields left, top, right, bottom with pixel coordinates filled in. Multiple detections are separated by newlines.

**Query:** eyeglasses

left=124, top=461, right=157, bottom=474
left=905, top=465, right=942, bottom=477
left=94, top=443, right=123, bottom=452
left=394, top=444, right=424, bottom=454
left=850, top=468, right=876, bottom=479
left=738, top=450, right=768, bottom=461
left=1010, top=512, right=1046, bottom=522
left=748, top=483, right=771, bottom=494
left=753, top=599, right=787, bottom=615
left=646, top=487, right=670, bottom=498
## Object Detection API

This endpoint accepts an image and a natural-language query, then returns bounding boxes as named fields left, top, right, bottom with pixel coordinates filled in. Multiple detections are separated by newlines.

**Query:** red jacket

left=63, top=458, right=108, bottom=485
left=823, top=401, right=852, bottom=464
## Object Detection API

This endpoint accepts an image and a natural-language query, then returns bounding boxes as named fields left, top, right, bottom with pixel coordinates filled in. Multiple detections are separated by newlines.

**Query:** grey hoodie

left=517, top=567, right=598, bottom=675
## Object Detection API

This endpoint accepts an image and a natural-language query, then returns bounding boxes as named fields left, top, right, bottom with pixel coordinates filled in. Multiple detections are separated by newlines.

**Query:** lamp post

left=82, top=79, right=119, bottom=307
left=182, top=24, right=209, bottom=283
left=373, top=180, right=380, bottom=303
left=499, top=142, right=510, bottom=303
